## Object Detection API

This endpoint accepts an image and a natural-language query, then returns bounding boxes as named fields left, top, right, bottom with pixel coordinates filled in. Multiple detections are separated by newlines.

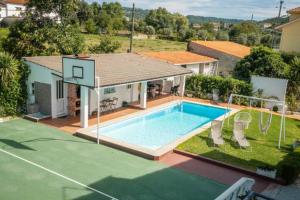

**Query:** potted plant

left=256, top=164, right=277, bottom=179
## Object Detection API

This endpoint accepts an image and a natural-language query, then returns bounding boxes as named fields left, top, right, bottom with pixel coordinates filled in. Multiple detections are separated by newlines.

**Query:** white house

left=23, top=53, right=191, bottom=127
left=0, top=0, right=27, bottom=21
left=141, top=51, right=218, bottom=76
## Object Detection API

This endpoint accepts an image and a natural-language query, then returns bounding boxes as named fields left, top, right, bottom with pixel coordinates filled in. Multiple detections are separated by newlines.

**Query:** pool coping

left=76, top=100, right=239, bottom=160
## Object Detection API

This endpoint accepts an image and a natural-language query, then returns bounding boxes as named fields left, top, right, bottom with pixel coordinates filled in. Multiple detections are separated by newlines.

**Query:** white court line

left=0, top=148, right=119, bottom=200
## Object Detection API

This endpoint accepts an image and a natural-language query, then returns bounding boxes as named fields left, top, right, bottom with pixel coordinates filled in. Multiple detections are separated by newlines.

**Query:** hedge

left=185, top=75, right=253, bottom=102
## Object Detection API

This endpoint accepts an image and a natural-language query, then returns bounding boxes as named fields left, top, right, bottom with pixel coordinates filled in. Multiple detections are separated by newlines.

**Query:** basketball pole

left=96, top=76, right=100, bottom=144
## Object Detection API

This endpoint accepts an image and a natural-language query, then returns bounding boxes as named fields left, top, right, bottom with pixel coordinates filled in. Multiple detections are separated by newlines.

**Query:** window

left=16, top=7, right=22, bottom=11
left=31, top=82, right=35, bottom=95
left=104, top=87, right=116, bottom=94
left=56, top=80, right=64, bottom=99
left=127, top=85, right=132, bottom=89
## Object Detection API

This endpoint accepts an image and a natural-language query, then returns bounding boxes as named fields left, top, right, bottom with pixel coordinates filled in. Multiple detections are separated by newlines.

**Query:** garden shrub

left=277, top=148, right=300, bottom=184
left=185, top=75, right=252, bottom=102
left=0, top=53, right=29, bottom=117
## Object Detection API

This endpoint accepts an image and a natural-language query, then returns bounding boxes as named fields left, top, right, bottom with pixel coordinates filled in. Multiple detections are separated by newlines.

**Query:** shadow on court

left=0, top=139, right=36, bottom=151
left=60, top=167, right=227, bottom=200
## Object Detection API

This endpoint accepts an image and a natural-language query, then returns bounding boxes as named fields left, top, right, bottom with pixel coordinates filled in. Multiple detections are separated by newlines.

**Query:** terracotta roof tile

left=192, top=41, right=251, bottom=58
left=141, top=51, right=217, bottom=65
left=4, top=0, right=27, bottom=5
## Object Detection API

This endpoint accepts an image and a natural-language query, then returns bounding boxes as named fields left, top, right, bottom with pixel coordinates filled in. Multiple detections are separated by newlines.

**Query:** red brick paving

left=159, top=152, right=276, bottom=193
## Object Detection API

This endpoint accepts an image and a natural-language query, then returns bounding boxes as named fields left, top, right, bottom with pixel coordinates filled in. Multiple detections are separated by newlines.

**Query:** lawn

left=0, top=119, right=227, bottom=200
left=177, top=109, right=300, bottom=171
left=83, top=33, right=187, bottom=52
left=0, top=28, right=187, bottom=53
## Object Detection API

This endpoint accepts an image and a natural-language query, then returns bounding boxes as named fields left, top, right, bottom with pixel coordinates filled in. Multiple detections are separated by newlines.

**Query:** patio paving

left=41, top=96, right=300, bottom=134
left=0, top=119, right=227, bottom=200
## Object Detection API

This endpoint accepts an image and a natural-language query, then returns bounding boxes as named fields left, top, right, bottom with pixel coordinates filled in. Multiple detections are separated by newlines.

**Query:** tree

left=27, top=0, right=79, bottom=23
left=286, top=57, right=300, bottom=96
left=85, top=18, right=98, bottom=34
left=229, top=22, right=259, bottom=39
left=235, top=33, right=248, bottom=45
left=145, top=8, right=174, bottom=31
left=173, top=13, right=189, bottom=36
left=196, top=30, right=214, bottom=41
left=88, top=37, right=121, bottom=54
left=216, top=31, right=229, bottom=41
left=96, top=2, right=125, bottom=34
left=77, top=0, right=93, bottom=25
left=0, top=52, right=29, bottom=116
left=247, top=33, right=260, bottom=46
left=260, top=34, right=273, bottom=48
left=157, top=28, right=174, bottom=40
left=233, top=46, right=289, bottom=82
left=143, top=26, right=155, bottom=36
left=3, top=11, right=84, bottom=58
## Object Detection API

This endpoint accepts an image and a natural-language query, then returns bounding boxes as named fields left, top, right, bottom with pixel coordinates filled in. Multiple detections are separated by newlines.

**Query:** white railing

left=215, top=177, right=255, bottom=200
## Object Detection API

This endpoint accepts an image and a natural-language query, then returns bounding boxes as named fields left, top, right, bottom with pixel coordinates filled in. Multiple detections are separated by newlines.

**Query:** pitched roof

left=4, top=0, right=27, bottom=5
left=140, top=51, right=217, bottom=65
left=192, top=41, right=251, bottom=58
left=275, top=17, right=300, bottom=30
left=287, top=7, right=300, bottom=14
left=23, top=53, right=192, bottom=87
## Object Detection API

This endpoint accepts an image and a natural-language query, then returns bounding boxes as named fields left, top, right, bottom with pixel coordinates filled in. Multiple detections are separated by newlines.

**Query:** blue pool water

left=93, top=102, right=229, bottom=150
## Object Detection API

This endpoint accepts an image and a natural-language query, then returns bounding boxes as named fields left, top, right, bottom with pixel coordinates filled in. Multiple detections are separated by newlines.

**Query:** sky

left=88, top=0, right=300, bottom=20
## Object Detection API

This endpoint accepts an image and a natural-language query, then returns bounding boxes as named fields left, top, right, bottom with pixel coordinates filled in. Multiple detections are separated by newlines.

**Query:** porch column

left=140, top=81, right=147, bottom=109
left=179, top=75, right=186, bottom=97
left=80, top=86, right=89, bottom=128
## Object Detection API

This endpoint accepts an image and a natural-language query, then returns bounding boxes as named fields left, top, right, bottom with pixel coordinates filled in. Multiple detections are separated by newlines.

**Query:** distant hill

left=123, top=6, right=244, bottom=25
left=187, top=15, right=244, bottom=24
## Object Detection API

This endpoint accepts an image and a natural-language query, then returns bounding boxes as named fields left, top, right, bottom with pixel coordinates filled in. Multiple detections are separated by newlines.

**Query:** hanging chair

left=234, top=112, right=252, bottom=129
left=259, top=106, right=273, bottom=135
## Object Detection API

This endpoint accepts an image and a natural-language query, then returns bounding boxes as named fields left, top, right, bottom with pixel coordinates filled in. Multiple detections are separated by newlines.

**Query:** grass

left=0, top=28, right=187, bottom=53
left=0, top=119, right=227, bottom=200
left=83, top=33, right=187, bottom=53
left=177, top=109, right=300, bottom=171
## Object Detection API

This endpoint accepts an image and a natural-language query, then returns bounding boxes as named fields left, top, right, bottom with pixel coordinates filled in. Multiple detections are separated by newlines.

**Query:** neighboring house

left=188, top=41, right=251, bottom=76
left=276, top=7, right=300, bottom=53
left=23, top=53, right=191, bottom=120
left=263, top=23, right=272, bottom=29
left=0, top=0, right=27, bottom=21
left=141, top=51, right=218, bottom=76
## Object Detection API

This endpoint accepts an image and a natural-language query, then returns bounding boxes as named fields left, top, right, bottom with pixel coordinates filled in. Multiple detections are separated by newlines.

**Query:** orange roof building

left=4, top=0, right=28, bottom=5
left=191, top=41, right=250, bottom=58
left=188, top=41, right=251, bottom=75
left=141, top=51, right=219, bottom=76
left=141, top=51, right=217, bottom=65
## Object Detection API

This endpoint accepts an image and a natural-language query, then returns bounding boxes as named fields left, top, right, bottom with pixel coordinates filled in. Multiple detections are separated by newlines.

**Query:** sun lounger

left=233, top=122, right=251, bottom=151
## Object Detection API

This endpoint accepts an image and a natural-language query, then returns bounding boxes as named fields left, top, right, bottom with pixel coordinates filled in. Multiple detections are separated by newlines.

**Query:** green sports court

left=0, top=119, right=227, bottom=200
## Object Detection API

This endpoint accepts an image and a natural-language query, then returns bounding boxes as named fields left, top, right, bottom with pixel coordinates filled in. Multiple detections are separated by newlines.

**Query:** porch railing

left=215, top=177, right=255, bottom=200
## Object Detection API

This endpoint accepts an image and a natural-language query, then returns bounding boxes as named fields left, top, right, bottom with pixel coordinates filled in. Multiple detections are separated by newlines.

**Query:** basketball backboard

left=62, top=56, right=96, bottom=88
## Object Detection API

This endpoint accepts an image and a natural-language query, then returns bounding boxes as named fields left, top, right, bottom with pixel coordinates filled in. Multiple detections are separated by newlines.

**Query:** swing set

left=226, top=94, right=286, bottom=149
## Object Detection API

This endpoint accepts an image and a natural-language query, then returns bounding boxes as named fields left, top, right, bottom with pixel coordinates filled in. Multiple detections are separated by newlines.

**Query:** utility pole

left=251, top=13, right=254, bottom=21
left=129, top=3, right=135, bottom=53
left=278, top=0, right=284, bottom=18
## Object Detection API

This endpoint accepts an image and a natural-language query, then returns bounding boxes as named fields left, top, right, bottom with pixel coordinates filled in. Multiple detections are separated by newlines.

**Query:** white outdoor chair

left=233, top=121, right=252, bottom=151
left=210, top=120, right=225, bottom=148
left=234, top=112, right=252, bottom=129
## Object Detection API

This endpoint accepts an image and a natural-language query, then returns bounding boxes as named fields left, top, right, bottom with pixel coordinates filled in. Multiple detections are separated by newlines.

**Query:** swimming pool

left=90, top=101, right=229, bottom=151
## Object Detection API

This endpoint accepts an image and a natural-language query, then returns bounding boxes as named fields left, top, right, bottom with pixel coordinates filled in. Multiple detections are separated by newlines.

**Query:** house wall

left=89, top=83, right=140, bottom=115
left=6, top=3, right=25, bottom=17
left=25, top=61, right=53, bottom=104
left=185, top=64, right=200, bottom=74
left=0, top=7, right=6, bottom=21
left=279, top=20, right=300, bottom=53
left=188, top=42, right=241, bottom=75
